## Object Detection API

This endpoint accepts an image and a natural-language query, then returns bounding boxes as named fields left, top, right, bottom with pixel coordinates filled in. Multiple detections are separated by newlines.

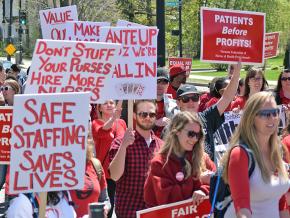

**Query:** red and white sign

left=168, top=57, right=192, bottom=77
left=100, top=27, right=159, bottom=100
left=65, top=21, right=110, bottom=41
left=201, top=7, right=265, bottom=65
left=24, top=39, right=121, bottom=103
left=0, top=107, right=13, bottom=164
left=137, top=198, right=211, bottom=218
left=264, top=32, right=279, bottom=59
left=9, top=92, right=90, bottom=194
left=39, top=5, right=78, bottom=40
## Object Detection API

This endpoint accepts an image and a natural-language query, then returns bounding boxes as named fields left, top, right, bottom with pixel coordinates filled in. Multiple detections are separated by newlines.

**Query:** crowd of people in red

left=1, top=61, right=290, bottom=218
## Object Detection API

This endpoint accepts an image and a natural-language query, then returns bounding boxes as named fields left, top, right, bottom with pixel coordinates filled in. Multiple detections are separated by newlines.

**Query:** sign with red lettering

left=0, top=107, right=13, bottom=164
left=117, top=20, right=146, bottom=27
left=168, top=57, right=192, bottom=77
left=100, top=27, right=159, bottom=100
left=201, top=7, right=265, bottom=65
left=9, top=92, right=90, bottom=194
left=39, top=5, right=78, bottom=40
left=66, top=21, right=110, bottom=41
left=24, top=39, right=121, bottom=103
left=264, top=32, right=279, bottom=59
left=137, top=198, right=211, bottom=218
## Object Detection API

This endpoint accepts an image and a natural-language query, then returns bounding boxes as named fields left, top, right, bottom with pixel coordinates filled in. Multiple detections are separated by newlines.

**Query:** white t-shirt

left=7, top=192, right=76, bottom=218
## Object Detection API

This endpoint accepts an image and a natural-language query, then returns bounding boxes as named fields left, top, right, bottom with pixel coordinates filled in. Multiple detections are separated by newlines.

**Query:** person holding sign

left=70, top=137, right=110, bottom=218
left=109, top=100, right=163, bottom=218
left=274, top=69, right=290, bottom=109
left=144, top=111, right=216, bottom=207
left=231, top=68, right=267, bottom=110
left=91, top=99, right=126, bottom=218
left=221, top=91, right=289, bottom=218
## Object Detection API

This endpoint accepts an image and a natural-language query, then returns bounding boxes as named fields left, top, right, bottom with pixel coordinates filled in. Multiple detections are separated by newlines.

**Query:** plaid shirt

left=109, top=130, right=163, bottom=218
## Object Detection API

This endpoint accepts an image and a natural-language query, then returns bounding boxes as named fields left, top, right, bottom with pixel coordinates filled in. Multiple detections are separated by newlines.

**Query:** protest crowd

left=0, top=4, right=290, bottom=218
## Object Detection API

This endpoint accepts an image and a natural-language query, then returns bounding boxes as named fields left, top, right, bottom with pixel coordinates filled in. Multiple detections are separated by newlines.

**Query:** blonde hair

left=222, top=91, right=288, bottom=183
left=160, top=111, right=205, bottom=179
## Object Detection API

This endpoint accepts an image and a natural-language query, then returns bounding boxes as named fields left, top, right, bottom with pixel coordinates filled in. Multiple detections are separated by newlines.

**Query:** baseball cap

left=157, top=67, right=169, bottom=81
left=177, top=84, right=199, bottom=98
left=169, top=64, right=186, bottom=79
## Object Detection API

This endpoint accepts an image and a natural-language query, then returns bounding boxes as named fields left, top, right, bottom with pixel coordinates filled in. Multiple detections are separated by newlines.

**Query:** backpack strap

left=239, top=143, right=256, bottom=177
left=91, top=158, right=103, bottom=181
left=24, top=193, right=39, bottom=218
left=62, top=191, right=75, bottom=206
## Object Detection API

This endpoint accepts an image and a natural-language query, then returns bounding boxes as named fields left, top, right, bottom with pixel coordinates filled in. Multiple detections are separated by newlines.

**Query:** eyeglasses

left=137, top=112, right=156, bottom=119
left=157, top=79, right=169, bottom=84
left=250, top=77, right=262, bottom=82
left=184, top=129, right=201, bottom=139
left=179, top=94, right=200, bottom=103
left=256, top=108, right=280, bottom=118
left=281, top=77, right=290, bottom=82
left=0, top=86, right=13, bottom=92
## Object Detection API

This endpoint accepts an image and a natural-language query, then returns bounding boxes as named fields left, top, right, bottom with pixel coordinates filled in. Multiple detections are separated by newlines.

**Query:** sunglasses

left=256, top=108, right=280, bottom=118
left=179, top=94, right=200, bottom=103
left=185, top=129, right=201, bottom=139
left=137, top=112, right=156, bottom=119
left=0, top=86, right=13, bottom=91
left=157, top=79, right=169, bottom=84
left=281, top=77, right=290, bottom=81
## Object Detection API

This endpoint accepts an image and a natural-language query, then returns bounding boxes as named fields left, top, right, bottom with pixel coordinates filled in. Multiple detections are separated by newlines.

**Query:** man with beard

left=109, top=100, right=163, bottom=218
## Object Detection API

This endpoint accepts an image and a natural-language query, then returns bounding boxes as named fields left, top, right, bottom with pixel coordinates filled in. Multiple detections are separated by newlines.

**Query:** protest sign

left=66, top=21, right=110, bottom=41
left=24, top=39, right=121, bottom=103
left=100, top=27, right=158, bottom=100
left=264, top=32, right=280, bottom=59
left=168, top=57, right=192, bottom=77
left=116, top=19, right=146, bottom=27
left=201, top=7, right=265, bottom=65
left=137, top=198, right=211, bottom=218
left=0, top=107, right=13, bottom=164
left=39, top=5, right=78, bottom=40
left=9, top=92, right=90, bottom=194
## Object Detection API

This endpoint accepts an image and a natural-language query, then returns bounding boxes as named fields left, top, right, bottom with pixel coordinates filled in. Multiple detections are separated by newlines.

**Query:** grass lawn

left=190, top=55, right=284, bottom=81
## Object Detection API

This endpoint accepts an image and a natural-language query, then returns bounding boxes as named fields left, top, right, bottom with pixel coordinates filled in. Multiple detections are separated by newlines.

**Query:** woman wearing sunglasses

left=144, top=111, right=216, bottom=208
left=274, top=69, right=290, bottom=109
left=231, top=68, right=267, bottom=110
left=221, top=91, right=289, bottom=218
left=0, top=79, right=20, bottom=193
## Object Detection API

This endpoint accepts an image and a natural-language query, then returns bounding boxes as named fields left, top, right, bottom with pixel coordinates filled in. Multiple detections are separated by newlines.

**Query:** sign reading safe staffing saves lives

left=201, top=7, right=265, bottom=65
left=9, top=92, right=90, bottom=194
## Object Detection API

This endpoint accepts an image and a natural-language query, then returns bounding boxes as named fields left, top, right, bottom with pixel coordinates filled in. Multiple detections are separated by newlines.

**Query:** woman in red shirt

left=91, top=100, right=126, bottom=218
left=231, top=68, right=267, bottom=110
left=274, top=69, right=290, bottom=108
left=144, top=111, right=216, bottom=207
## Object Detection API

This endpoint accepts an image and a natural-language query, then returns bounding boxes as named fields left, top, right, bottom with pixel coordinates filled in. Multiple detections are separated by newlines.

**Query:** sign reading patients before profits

left=201, top=7, right=265, bottom=65
left=0, top=107, right=13, bottom=164
left=264, top=32, right=279, bottom=59
left=9, top=92, right=90, bottom=194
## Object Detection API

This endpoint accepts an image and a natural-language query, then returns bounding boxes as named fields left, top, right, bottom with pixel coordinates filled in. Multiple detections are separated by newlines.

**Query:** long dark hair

left=243, top=68, right=267, bottom=98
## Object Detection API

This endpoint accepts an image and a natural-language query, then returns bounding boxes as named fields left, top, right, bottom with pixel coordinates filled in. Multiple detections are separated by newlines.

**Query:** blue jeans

left=0, top=164, right=7, bottom=190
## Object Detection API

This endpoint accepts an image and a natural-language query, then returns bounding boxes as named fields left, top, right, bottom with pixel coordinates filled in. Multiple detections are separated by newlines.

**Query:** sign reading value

left=201, top=7, right=265, bottom=65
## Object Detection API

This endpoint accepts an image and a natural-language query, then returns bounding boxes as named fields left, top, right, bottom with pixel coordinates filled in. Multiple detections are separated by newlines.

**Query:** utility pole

left=19, top=0, right=23, bottom=64
left=156, top=0, right=165, bottom=66
left=178, top=0, right=182, bottom=57
left=7, top=0, right=13, bottom=61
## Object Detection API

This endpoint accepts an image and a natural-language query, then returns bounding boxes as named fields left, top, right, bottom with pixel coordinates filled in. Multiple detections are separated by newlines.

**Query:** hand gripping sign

left=9, top=92, right=90, bottom=194
left=24, top=39, right=121, bottom=103
left=201, top=7, right=265, bottom=65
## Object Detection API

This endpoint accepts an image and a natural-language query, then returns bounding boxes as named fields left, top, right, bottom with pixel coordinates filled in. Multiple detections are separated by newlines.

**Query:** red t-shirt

left=199, top=92, right=212, bottom=112
left=231, top=96, right=247, bottom=110
left=70, top=160, right=107, bottom=217
left=91, top=119, right=126, bottom=178
left=205, top=97, right=231, bottom=112
left=167, top=84, right=177, bottom=99
left=144, top=152, right=216, bottom=207
left=279, top=90, right=290, bottom=108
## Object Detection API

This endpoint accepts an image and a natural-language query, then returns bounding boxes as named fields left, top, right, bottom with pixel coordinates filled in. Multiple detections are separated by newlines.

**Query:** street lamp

left=178, top=0, right=182, bottom=57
